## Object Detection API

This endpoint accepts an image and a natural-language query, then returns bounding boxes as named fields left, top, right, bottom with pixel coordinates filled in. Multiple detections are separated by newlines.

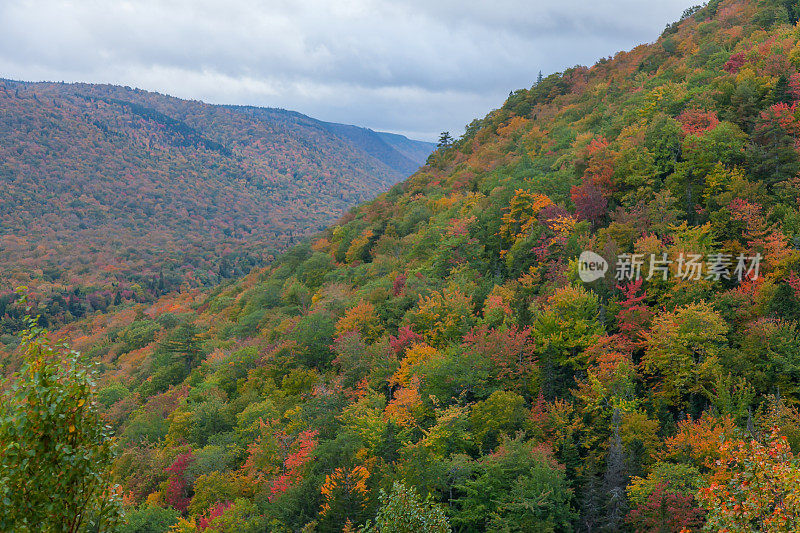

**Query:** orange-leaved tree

left=699, top=427, right=800, bottom=532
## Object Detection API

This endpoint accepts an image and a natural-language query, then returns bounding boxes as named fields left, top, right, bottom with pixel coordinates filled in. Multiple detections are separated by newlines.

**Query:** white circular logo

left=578, top=251, right=608, bottom=283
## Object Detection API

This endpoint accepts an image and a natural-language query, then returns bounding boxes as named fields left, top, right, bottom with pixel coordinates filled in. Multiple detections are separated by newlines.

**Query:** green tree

left=667, top=122, right=747, bottom=219
left=452, top=436, right=575, bottom=532
left=470, top=390, right=527, bottom=451
left=0, top=316, right=123, bottom=532
left=437, top=132, right=453, bottom=148
left=203, top=498, right=265, bottom=532
left=749, top=107, right=800, bottom=191
left=161, top=322, right=204, bottom=373
left=772, top=74, right=792, bottom=105
left=360, top=482, right=451, bottom=533
left=645, top=114, right=683, bottom=180
left=533, top=285, right=604, bottom=398
left=120, top=504, right=179, bottom=533
left=603, top=409, right=629, bottom=531
left=642, top=302, right=729, bottom=410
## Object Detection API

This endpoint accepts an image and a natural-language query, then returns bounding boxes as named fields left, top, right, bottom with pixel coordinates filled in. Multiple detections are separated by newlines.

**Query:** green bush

left=120, top=505, right=179, bottom=533
left=118, top=319, right=161, bottom=354
left=0, top=320, right=123, bottom=531
left=97, top=382, right=130, bottom=408
left=360, top=482, right=450, bottom=533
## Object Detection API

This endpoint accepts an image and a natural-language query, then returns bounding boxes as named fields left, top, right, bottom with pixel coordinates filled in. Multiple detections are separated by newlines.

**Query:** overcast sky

left=0, top=0, right=698, bottom=141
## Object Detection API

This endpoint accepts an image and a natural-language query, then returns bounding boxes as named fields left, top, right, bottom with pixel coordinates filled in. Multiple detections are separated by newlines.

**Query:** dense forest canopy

left=0, top=81, right=433, bottom=337
left=10, top=0, right=800, bottom=531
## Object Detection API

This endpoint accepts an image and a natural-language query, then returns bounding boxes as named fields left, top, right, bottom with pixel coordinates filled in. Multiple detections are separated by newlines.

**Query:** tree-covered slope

left=0, top=80, right=433, bottom=333
left=18, top=0, right=800, bottom=530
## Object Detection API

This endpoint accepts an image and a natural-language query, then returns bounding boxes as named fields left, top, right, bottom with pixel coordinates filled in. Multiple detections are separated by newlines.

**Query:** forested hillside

left=13, top=0, right=800, bottom=530
left=0, top=81, right=433, bottom=336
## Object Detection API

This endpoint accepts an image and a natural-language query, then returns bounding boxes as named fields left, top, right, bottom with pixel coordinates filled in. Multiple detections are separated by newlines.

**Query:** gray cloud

left=0, top=0, right=698, bottom=140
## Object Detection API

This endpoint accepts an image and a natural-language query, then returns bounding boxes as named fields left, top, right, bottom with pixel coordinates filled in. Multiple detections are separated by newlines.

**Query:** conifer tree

left=603, top=409, right=629, bottom=531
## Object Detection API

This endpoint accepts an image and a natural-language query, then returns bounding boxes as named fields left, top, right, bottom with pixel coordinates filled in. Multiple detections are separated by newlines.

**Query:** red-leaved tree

left=463, top=326, right=537, bottom=394
left=571, top=179, right=609, bottom=227
left=165, top=451, right=195, bottom=513
left=269, top=429, right=319, bottom=502
left=625, top=483, right=704, bottom=533
left=198, top=501, right=232, bottom=530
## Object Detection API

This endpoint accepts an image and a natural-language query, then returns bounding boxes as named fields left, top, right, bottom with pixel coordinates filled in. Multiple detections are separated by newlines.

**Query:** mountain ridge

left=220, top=104, right=433, bottom=179
left=0, top=79, right=433, bottom=330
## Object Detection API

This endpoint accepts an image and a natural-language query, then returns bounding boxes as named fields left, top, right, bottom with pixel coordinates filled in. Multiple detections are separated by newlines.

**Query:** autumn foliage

left=8, top=1, right=800, bottom=531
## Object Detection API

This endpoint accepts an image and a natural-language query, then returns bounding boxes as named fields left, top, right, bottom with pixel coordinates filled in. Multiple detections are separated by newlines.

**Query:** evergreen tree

left=578, top=471, right=602, bottom=533
left=162, top=322, right=204, bottom=372
left=772, top=74, right=792, bottom=105
left=603, top=409, right=629, bottom=531
left=749, top=109, right=800, bottom=191
left=782, top=0, right=800, bottom=24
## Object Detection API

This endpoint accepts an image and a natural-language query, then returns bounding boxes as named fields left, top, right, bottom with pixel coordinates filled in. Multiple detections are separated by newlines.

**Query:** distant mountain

left=375, top=130, right=439, bottom=167
left=0, top=79, right=434, bottom=327
left=226, top=106, right=434, bottom=177
left=319, top=121, right=431, bottom=177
